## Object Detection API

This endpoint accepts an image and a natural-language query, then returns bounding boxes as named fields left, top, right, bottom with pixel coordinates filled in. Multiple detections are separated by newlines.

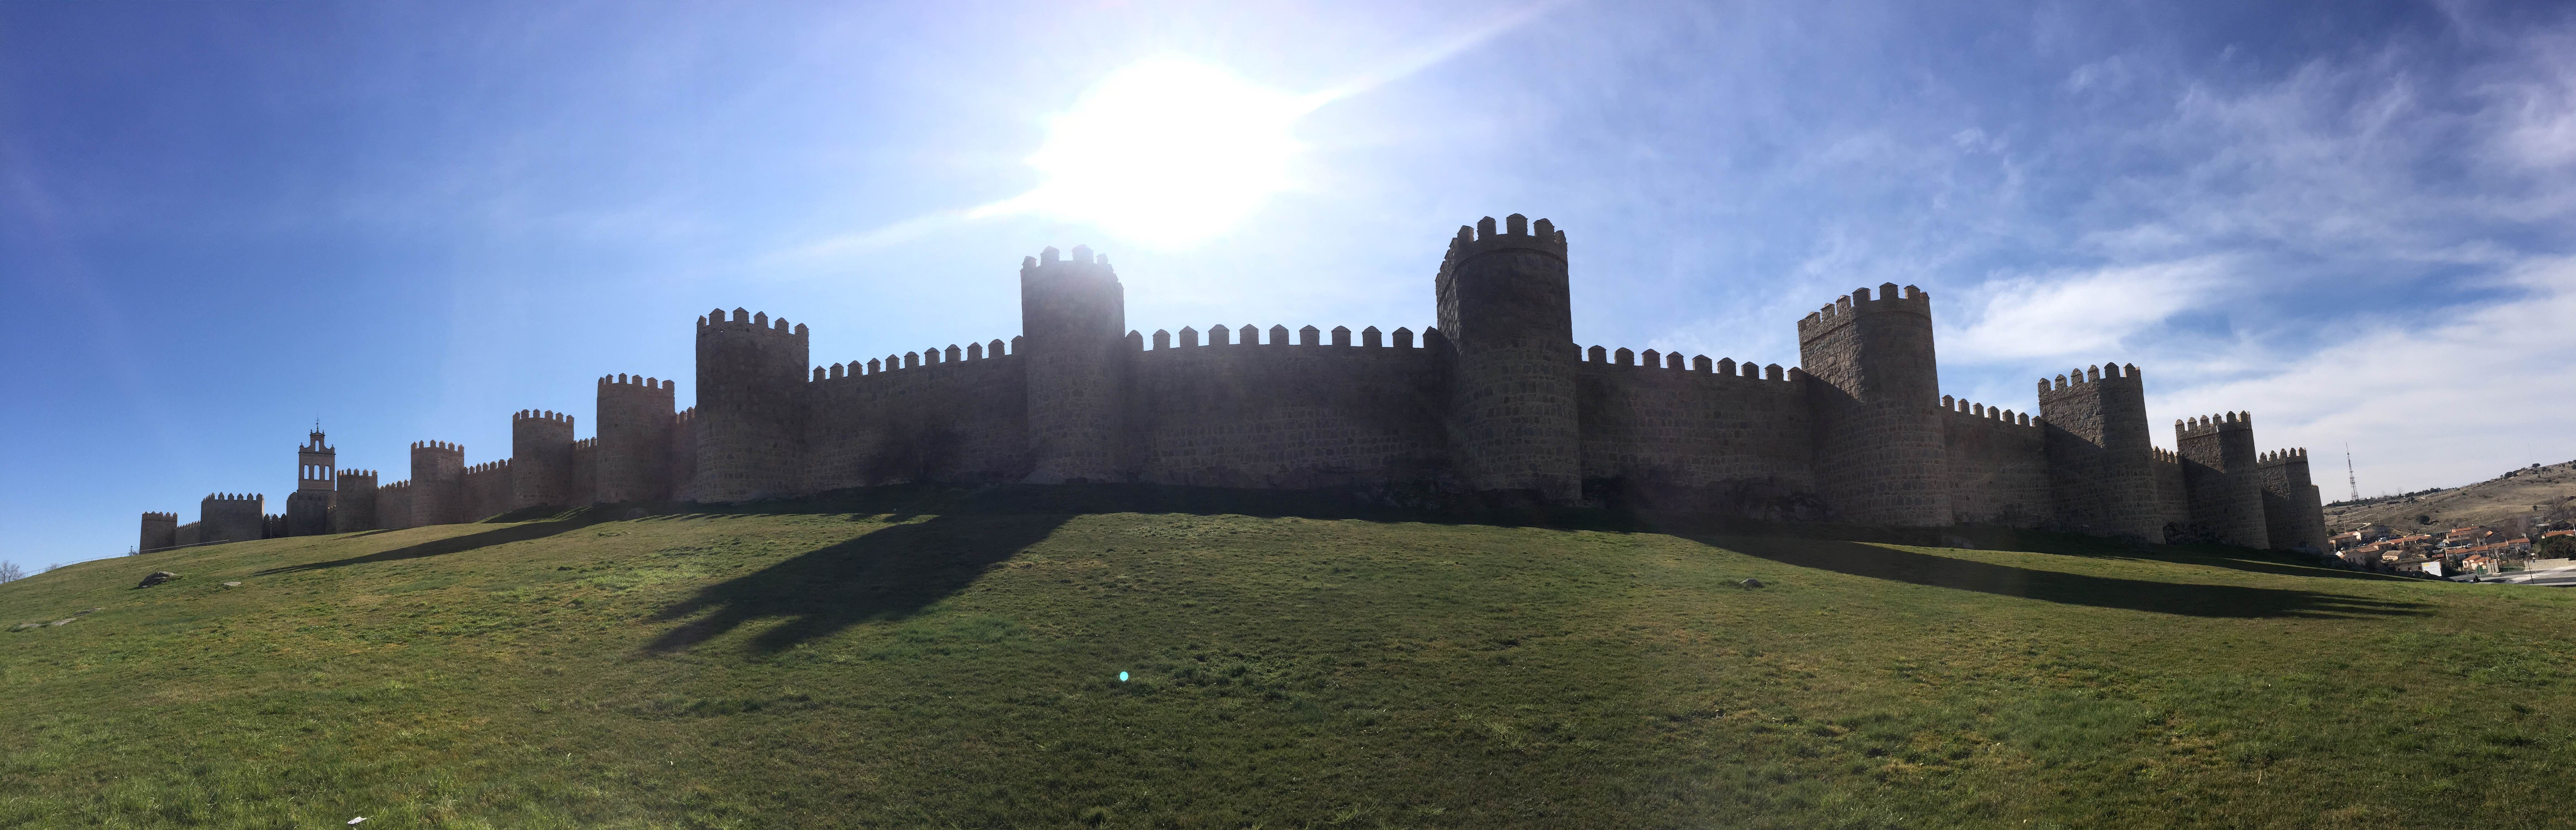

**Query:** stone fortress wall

left=140, top=214, right=2328, bottom=553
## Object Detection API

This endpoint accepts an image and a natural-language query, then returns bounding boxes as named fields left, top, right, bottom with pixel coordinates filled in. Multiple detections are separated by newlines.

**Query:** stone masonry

left=140, top=214, right=2317, bottom=550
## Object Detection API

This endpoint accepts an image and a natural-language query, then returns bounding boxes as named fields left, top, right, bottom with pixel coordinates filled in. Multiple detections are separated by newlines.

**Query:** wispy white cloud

left=2155, top=254, right=2576, bottom=491
left=1914, top=14, right=2576, bottom=490
left=1945, top=256, right=2235, bottom=364
left=2473, top=32, right=2576, bottom=184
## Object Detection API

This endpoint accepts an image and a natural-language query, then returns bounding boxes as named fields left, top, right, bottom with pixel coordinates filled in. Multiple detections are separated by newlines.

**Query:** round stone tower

left=595, top=374, right=677, bottom=502
left=1796, top=284, right=1948, bottom=526
left=331, top=469, right=378, bottom=533
left=1435, top=214, right=1580, bottom=503
left=410, top=440, right=466, bottom=526
left=1019, top=245, right=1127, bottom=484
left=694, top=308, right=810, bottom=502
left=510, top=409, right=576, bottom=509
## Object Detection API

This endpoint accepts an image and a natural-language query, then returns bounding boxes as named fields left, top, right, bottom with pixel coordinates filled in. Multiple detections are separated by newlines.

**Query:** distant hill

left=7, top=486, right=2576, bottom=827
left=2329, top=460, right=2576, bottom=534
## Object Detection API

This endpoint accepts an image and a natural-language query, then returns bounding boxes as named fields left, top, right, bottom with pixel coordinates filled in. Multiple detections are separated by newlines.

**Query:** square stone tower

left=2036, top=364, right=2163, bottom=538
left=2176, top=413, right=2269, bottom=546
left=2256, top=448, right=2330, bottom=551
left=201, top=493, right=265, bottom=544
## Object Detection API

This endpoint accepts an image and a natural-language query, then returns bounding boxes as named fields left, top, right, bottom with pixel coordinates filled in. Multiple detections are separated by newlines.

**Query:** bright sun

left=992, top=57, right=1315, bottom=248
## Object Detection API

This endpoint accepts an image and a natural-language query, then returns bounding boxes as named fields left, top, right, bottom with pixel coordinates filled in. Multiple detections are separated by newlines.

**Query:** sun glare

left=994, top=57, right=1316, bottom=248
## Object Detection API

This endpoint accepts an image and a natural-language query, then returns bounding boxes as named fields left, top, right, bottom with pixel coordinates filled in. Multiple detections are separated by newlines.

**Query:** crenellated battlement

left=2256, top=448, right=2310, bottom=467
left=1581, top=345, right=1796, bottom=383
left=1437, top=214, right=1566, bottom=281
left=820, top=337, right=1017, bottom=382
left=1022, top=244, right=1113, bottom=273
left=1135, top=325, right=1439, bottom=350
left=599, top=373, right=676, bottom=392
left=1795, top=283, right=1930, bottom=342
left=138, top=212, right=2310, bottom=552
left=2176, top=412, right=2254, bottom=438
left=697, top=308, right=809, bottom=339
left=1940, top=395, right=2036, bottom=427
left=2037, top=362, right=2143, bottom=397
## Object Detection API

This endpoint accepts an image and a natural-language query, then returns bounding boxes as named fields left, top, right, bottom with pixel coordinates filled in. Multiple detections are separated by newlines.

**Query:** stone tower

left=2036, top=364, right=2162, bottom=538
left=1435, top=215, right=1580, bottom=502
left=2176, top=413, right=2269, bottom=546
left=333, top=469, right=378, bottom=533
left=201, top=493, right=265, bottom=544
left=2257, top=448, right=2330, bottom=551
left=1020, top=245, right=1127, bottom=484
left=410, top=440, right=466, bottom=527
left=1797, top=284, right=1947, bottom=526
left=139, top=511, right=177, bottom=553
left=596, top=374, right=677, bottom=502
left=511, top=409, right=576, bottom=509
left=284, top=426, right=336, bottom=536
left=694, top=308, right=809, bottom=501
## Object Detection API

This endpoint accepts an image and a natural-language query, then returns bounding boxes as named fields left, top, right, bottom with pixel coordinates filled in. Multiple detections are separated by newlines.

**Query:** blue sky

left=6, top=0, right=2574, bottom=570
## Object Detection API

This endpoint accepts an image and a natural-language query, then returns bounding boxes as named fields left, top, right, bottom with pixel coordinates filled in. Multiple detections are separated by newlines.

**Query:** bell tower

left=298, top=423, right=335, bottom=492
left=286, top=423, right=337, bottom=536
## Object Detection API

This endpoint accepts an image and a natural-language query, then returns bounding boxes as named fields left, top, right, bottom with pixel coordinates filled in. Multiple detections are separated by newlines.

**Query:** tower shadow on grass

left=1707, top=536, right=2429, bottom=619
left=642, top=512, right=1071, bottom=654
left=2135, top=551, right=2422, bottom=583
left=253, top=516, right=610, bottom=576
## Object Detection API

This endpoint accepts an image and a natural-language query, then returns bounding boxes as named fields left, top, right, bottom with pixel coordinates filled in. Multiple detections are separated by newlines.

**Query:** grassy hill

left=2331, top=459, right=2576, bottom=533
left=7, top=486, right=2576, bottom=829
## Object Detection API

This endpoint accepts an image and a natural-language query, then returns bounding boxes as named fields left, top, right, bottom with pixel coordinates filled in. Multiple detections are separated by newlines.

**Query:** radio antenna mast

left=2345, top=443, right=2361, bottom=502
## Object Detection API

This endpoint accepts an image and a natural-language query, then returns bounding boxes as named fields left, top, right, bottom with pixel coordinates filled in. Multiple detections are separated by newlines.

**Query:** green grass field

left=5, top=486, right=2574, bottom=829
